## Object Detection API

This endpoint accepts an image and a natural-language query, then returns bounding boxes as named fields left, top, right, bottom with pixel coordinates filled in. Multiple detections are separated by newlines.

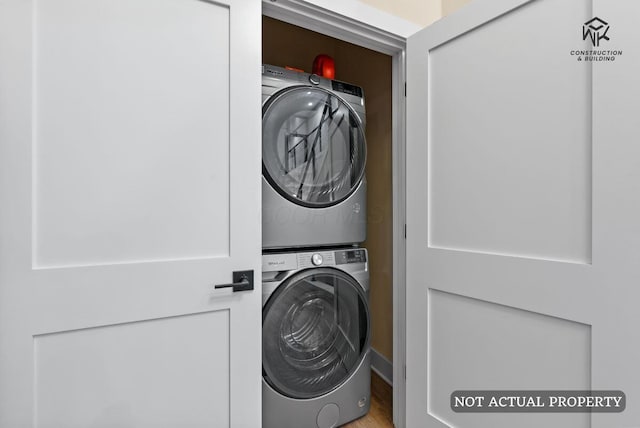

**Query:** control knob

left=311, top=253, right=323, bottom=266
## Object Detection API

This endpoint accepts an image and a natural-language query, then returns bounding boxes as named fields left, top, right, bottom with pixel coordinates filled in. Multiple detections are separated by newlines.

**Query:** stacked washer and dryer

left=261, top=64, right=371, bottom=428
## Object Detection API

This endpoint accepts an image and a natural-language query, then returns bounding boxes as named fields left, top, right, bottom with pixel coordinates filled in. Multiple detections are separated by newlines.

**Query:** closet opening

left=262, top=15, right=397, bottom=428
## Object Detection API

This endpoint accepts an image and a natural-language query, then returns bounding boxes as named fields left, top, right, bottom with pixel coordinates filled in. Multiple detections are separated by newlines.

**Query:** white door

left=406, top=0, right=639, bottom=427
left=0, top=0, right=261, bottom=426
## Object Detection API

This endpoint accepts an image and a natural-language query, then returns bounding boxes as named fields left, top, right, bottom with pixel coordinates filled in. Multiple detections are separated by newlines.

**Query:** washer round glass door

left=262, top=268, right=370, bottom=399
left=262, top=86, right=366, bottom=208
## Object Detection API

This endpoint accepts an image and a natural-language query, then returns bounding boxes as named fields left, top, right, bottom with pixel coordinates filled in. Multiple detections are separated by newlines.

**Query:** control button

left=309, top=74, right=320, bottom=85
left=311, top=253, right=323, bottom=266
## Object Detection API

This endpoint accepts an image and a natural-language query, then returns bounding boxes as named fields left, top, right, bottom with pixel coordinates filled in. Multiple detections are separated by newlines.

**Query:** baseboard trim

left=370, top=347, right=393, bottom=386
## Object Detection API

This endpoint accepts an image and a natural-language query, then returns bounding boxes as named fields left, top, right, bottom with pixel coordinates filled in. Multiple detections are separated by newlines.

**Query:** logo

left=570, top=17, right=621, bottom=62
left=583, top=17, right=610, bottom=47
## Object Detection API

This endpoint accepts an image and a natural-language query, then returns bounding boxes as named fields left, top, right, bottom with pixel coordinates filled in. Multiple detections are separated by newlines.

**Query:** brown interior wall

left=263, top=16, right=394, bottom=362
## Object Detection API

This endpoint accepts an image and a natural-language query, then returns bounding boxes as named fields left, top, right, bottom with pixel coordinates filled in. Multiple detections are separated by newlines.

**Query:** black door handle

left=215, top=270, right=254, bottom=292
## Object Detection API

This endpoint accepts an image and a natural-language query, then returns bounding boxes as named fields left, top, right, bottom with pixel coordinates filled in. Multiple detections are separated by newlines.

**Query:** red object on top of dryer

left=312, top=54, right=335, bottom=79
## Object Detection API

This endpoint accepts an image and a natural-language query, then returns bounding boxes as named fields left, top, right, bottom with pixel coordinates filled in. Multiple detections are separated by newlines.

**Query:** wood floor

left=343, top=372, right=393, bottom=428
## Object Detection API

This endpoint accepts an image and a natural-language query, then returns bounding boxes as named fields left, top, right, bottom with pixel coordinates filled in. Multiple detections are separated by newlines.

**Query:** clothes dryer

left=262, top=65, right=367, bottom=249
left=262, top=248, right=371, bottom=428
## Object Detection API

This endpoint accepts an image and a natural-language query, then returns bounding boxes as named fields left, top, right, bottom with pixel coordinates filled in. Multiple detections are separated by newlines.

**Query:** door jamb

left=262, top=1, right=408, bottom=427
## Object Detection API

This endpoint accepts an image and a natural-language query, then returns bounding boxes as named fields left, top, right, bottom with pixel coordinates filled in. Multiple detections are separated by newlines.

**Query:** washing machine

left=262, top=248, right=371, bottom=428
left=262, top=64, right=367, bottom=249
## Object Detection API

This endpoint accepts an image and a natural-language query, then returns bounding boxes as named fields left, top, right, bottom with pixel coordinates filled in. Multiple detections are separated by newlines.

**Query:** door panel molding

left=32, top=0, right=233, bottom=269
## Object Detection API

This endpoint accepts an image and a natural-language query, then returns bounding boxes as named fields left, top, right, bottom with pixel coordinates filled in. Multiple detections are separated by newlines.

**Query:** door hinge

left=403, top=364, right=407, bottom=380
left=404, top=224, right=407, bottom=239
left=404, top=82, right=407, bottom=97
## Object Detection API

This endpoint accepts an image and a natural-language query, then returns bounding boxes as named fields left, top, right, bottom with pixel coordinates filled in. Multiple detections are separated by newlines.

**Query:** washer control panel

left=264, top=249, right=366, bottom=271
left=297, top=251, right=335, bottom=269
left=335, top=249, right=367, bottom=265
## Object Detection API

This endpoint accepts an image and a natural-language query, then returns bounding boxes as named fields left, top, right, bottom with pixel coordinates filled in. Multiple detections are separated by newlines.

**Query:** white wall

left=356, top=0, right=474, bottom=28
left=441, top=0, right=473, bottom=17
left=359, top=0, right=441, bottom=27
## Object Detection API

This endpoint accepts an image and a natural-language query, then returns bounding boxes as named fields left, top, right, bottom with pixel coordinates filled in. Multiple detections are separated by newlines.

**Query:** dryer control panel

left=332, top=80, right=363, bottom=98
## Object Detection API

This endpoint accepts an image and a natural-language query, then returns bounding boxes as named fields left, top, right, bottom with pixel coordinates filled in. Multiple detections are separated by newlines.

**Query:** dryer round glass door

left=262, top=86, right=367, bottom=208
left=262, top=268, right=370, bottom=399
